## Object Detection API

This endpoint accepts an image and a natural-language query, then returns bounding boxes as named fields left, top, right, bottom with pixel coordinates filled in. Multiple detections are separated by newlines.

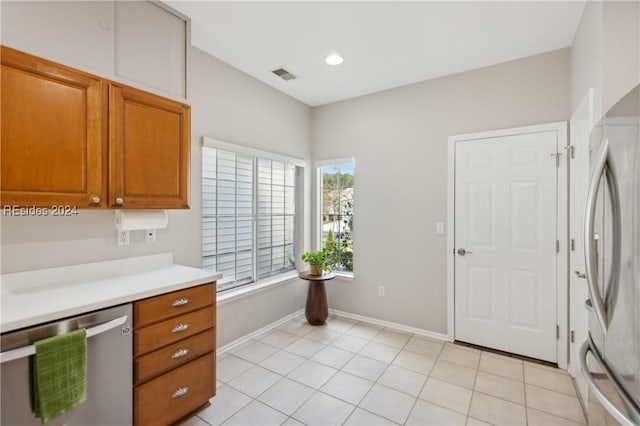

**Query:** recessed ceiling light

left=325, top=54, right=344, bottom=66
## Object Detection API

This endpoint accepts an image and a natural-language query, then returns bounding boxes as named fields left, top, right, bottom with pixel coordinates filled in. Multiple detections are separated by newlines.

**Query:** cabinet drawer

left=135, top=330, right=215, bottom=384
left=134, top=353, right=215, bottom=426
left=134, top=306, right=214, bottom=356
left=135, top=283, right=215, bottom=326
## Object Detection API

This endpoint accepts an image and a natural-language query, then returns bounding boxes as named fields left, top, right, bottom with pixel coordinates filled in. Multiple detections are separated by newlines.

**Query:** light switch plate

left=436, top=222, right=445, bottom=234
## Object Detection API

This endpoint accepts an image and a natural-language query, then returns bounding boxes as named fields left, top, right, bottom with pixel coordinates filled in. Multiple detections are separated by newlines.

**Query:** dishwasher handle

left=0, top=315, right=128, bottom=364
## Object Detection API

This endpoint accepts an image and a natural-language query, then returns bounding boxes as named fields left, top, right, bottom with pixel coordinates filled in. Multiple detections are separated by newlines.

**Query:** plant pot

left=309, top=264, right=322, bottom=276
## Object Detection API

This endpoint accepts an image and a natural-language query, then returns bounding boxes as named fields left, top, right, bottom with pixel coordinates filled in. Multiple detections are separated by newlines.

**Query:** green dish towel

left=33, top=328, right=87, bottom=424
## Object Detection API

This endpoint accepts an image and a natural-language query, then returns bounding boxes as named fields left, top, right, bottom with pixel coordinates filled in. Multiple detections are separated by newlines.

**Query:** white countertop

left=1, top=253, right=222, bottom=333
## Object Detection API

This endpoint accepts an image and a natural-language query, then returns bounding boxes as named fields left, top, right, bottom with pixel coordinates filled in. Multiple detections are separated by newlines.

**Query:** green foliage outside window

left=322, top=166, right=353, bottom=272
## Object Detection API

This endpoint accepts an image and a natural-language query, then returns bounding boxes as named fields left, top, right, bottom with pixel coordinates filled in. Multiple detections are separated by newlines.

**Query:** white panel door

left=455, top=131, right=558, bottom=362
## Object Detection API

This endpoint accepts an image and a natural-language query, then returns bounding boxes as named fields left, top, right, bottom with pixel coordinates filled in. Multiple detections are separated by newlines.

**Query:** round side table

left=298, top=271, right=336, bottom=325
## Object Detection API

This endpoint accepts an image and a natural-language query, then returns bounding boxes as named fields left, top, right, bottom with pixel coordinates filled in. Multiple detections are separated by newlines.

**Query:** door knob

left=457, top=248, right=472, bottom=256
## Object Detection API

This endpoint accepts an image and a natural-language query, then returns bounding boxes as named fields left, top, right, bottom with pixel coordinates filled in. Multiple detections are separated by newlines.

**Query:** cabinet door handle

left=115, top=197, right=124, bottom=205
left=172, top=298, right=189, bottom=307
left=171, top=348, right=189, bottom=359
left=171, top=323, right=189, bottom=333
left=171, top=386, right=190, bottom=399
left=91, top=195, right=101, bottom=204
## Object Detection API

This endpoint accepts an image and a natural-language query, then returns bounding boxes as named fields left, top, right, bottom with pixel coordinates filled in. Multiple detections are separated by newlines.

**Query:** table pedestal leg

left=305, top=281, right=328, bottom=325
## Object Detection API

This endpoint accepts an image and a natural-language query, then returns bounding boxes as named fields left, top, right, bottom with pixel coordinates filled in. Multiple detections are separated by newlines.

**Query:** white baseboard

left=217, top=307, right=451, bottom=356
left=217, top=309, right=305, bottom=355
left=330, top=309, right=451, bottom=342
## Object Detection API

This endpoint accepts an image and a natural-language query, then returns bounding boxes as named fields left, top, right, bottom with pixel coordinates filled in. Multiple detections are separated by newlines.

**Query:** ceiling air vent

left=272, top=68, right=296, bottom=81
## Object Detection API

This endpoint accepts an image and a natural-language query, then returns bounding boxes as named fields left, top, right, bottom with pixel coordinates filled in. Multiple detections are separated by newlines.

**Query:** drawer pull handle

left=172, top=298, right=189, bottom=307
left=171, top=323, right=189, bottom=333
left=171, top=348, right=189, bottom=359
left=171, top=386, right=190, bottom=399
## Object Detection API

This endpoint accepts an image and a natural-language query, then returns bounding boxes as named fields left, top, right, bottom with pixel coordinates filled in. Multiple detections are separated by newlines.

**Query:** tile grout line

left=570, top=375, right=588, bottom=423
left=524, top=377, right=530, bottom=426
left=402, top=342, right=443, bottom=425
left=213, top=316, right=586, bottom=426
left=466, top=352, right=482, bottom=424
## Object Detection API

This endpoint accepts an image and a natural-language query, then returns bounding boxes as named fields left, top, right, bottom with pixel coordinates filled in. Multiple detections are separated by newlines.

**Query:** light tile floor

left=184, top=315, right=586, bottom=426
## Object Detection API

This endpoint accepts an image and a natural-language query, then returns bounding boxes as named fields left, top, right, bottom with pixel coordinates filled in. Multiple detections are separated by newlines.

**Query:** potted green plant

left=301, top=250, right=329, bottom=276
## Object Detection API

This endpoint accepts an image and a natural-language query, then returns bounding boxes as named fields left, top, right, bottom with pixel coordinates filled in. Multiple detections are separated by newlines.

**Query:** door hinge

left=556, top=325, right=560, bottom=339
left=570, top=330, right=575, bottom=343
left=570, top=239, right=575, bottom=251
left=556, top=240, right=560, bottom=253
left=565, top=145, right=575, bottom=159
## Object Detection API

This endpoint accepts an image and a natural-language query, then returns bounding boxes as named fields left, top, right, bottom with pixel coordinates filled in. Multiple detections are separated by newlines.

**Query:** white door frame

left=446, top=122, right=569, bottom=369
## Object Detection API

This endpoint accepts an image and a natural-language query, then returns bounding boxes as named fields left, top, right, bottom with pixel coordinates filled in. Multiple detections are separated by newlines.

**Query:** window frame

left=316, top=157, right=355, bottom=278
left=202, top=136, right=306, bottom=294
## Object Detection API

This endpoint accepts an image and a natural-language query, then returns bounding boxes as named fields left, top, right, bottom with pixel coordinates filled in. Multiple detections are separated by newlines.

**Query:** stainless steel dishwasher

left=1, top=303, right=133, bottom=425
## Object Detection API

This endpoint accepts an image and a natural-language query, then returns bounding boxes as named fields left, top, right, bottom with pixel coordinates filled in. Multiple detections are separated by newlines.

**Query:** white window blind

left=202, top=141, right=302, bottom=292
left=257, top=159, right=297, bottom=279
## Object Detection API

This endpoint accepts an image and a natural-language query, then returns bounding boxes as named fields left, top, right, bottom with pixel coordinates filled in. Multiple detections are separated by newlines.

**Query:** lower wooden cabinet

left=135, top=353, right=215, bottom=426
left=133, top=283, right=216, bottom=425
left=134, top=330, right=214, bottom=383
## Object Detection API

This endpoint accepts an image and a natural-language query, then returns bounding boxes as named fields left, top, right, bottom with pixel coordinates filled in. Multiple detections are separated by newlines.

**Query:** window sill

left=217, top=271, right=299, bottom=305
left=333, top=271, right=354, bottom=281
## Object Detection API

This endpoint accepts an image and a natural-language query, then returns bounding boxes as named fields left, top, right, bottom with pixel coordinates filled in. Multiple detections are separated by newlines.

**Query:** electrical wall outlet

left=145, top=229, right=156, bottom=243
left=118, top=230, right=130, bottom=246
left=378, top=286, right=385, bottom=297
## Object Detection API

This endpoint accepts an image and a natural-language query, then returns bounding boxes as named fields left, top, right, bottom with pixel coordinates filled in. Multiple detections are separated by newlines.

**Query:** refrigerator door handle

left=602, top=156, right=622, bottom=320
left=584, top=139, right=610, bottom=333
left=580, top=339, right=640, bottom=426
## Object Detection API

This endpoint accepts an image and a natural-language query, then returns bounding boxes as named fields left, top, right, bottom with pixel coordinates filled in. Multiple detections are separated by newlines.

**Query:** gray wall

left=1, top=46, right=311, bottom=347
left=311, top=49, right=571, bottom=334
left=602, top=0, right=639, bottom=112
left=11, top=1, right=633, bottom=343
left=570, top=0, right=603, bottom=120
left=188, top=48, right=311, bottom=346
left=571, top=0, right=640, bottom=121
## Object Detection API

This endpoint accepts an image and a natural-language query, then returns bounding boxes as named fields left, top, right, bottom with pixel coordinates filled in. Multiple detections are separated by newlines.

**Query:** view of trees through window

left=321, top=162, right=354, bottom=272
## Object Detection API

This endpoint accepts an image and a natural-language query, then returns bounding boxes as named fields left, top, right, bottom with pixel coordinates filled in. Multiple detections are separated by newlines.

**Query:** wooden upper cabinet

left=1, top=47, right=107, bottom=207
left=1, top=47, right=190, bottom=209
left=110, top=85, right=190, bottom=209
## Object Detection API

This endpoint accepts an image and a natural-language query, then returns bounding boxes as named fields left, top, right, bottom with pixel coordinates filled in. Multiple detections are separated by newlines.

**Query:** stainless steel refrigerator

left=580, top=84, right=640, bottom=425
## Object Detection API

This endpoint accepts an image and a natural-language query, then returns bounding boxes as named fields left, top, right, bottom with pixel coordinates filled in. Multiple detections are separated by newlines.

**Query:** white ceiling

left=166, top=1, right=586, bottom=107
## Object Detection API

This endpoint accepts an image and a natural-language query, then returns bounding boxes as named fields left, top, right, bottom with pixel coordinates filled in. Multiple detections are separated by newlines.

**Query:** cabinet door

left=1, top=1, right=114, bottom=77
left=115, top=1, right=187, bottom=99
left=1, top=47, right=106, bottom=208
left=110, top=85, right=190, bottom=209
